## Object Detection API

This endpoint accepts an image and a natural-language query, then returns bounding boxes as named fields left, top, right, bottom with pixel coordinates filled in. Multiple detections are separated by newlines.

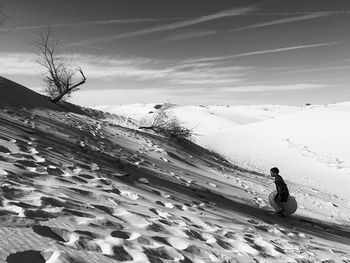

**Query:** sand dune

left=0, top=78, right=349, bottom=262
left=99, top=103, right=350, bottom=201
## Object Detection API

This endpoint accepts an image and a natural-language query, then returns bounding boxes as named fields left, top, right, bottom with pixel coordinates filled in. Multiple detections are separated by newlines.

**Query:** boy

left=270, top=167, right=289, bottom=217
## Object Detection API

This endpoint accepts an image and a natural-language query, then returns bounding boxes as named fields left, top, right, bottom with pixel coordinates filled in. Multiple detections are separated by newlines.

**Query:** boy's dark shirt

left=274, top=175, right=289, bottom=202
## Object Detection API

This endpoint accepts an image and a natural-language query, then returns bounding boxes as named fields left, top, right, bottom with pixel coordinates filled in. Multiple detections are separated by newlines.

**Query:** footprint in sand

left=6, top=250, right=45, bottom=263
left=111, top=230, right=131, bottom=239
left=32, top=225, right=102, bottom=253
left=149, top=208, right=172, bottom=219
left=0, top=168, right=9, bottom=175
left=0, top=145, right=11, bottom=154
left=251, top=196, right=268, bottom=208
left=155, top=200, right=175, bottom=209
left=108, top=246, right=133, bottom=261
left=92, top=235, right=134, bottom=261
left=143, top=246, right=184, bottom=262
left=160, top=157, right=170, bottom=163
left=41, top=249, right=86, bottom=263
left=119, top=189, right=140, bottom=200
left=207, top=182, right=217, bottom=188
left=16, top=159, right=38, bottom=168
left=166, top=236, right=190, bottom=250
left=138, top=177, right=149, bottom=184
left=185, top=229, right=206, bottom=242
left=32, top=225, right=67, bottom=242
left=114, top=208, right=150, bottom=228
left=147, top=222, right=170, bottom=234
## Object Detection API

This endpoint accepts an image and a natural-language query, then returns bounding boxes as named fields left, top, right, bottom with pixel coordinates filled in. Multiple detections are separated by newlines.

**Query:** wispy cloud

left=161, top=83, right=325, bottom=98
left=154, top=12, right=331, bottom=43
left=71, top=6, right=256, bottom=45
left=215, top=84, right=325, bottom=93
left=279, top=65, right=350, bottom=74
left=185, top=42, right=340, bottom=63
left=0, top=52, right=326, bottom=94
left=158, top=10, right=349, bottom=43
left=0, top=53, right=41, bottom=76
left=0, top=52, right=246, bottom=87
left=0, top=17, right=188, bottom=33
left=229, top=12, right=330, bottom=32
left=159, top=29, right=217, bottom=43
left=241, top=11, right=350, bottom=16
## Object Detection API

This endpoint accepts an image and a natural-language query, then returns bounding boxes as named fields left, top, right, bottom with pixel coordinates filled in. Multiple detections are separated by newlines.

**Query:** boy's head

left=270, top=167, right=279, bottom=177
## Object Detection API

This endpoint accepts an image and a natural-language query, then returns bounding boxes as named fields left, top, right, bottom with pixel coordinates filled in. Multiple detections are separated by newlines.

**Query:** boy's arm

left=275, top=178, right=283, bottom=193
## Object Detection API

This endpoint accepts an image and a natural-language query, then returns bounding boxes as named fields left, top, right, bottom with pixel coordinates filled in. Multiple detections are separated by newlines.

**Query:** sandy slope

left=0, top=80, right=349, bottom=262
left=0, top=77, right=87, bottom=115
left=200, top=104, right=350, bottom=201
left=98, top=103, right=350, bottom=202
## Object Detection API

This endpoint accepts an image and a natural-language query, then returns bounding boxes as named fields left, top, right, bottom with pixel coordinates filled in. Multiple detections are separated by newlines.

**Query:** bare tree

left=34, top=28, right=86, bottom=103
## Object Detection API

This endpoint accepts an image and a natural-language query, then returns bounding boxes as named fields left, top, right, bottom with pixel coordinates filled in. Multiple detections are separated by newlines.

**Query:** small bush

left=139, top=106, right=193, bottom=143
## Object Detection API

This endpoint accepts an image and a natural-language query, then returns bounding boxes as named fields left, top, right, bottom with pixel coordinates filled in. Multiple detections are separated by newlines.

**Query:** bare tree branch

left=0, top=6, right=5, bottom=25
left=34, top=28, right=86, bottom=103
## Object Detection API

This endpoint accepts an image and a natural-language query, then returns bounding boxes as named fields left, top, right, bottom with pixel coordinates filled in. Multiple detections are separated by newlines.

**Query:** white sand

left=0, top=77, right=349, bottom=262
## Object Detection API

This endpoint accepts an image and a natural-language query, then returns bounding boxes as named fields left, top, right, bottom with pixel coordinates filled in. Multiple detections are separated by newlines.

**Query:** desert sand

left=0, top=77, right=349, bottom=262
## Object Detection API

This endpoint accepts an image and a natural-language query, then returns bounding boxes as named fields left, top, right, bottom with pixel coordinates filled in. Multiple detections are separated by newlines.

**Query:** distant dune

left=99, top=103, right=350, bottom=201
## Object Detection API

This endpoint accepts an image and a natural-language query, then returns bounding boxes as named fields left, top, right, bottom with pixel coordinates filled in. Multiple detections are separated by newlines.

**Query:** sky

left=0, top=0, right=350, bottom=107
